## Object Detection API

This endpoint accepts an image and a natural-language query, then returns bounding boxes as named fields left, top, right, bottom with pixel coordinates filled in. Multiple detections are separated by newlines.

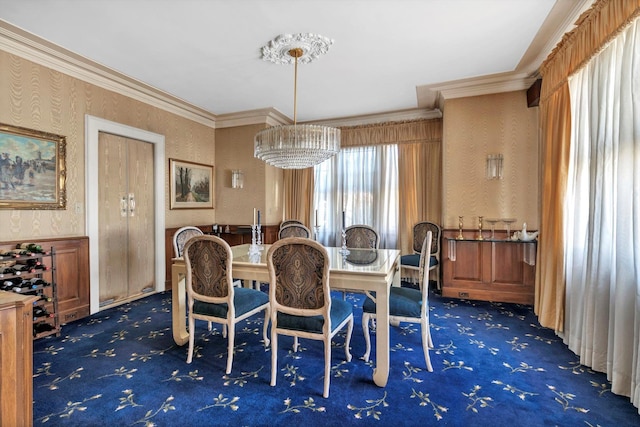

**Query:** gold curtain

left=536, top=0, right=640, bottom=330
left=398, top=142, right=442, bottom=255
left=283, top=168, right=314, bottom=228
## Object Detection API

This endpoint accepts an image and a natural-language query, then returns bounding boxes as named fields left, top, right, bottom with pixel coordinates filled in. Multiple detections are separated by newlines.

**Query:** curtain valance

left=339, top=118, right=442, bottom=148
left=539, top=0, right=640, bottom=101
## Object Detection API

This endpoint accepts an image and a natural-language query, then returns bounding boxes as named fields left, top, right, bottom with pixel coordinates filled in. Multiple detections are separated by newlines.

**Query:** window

left=314, top=145, right=398, bottom=248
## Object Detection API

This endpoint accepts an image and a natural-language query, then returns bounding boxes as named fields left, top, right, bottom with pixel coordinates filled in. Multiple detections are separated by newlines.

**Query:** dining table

left=171, top=243, right=401, bottom=388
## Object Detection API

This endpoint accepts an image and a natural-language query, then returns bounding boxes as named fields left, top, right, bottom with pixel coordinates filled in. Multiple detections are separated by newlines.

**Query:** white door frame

left=85, top=115, right=166, bottom=314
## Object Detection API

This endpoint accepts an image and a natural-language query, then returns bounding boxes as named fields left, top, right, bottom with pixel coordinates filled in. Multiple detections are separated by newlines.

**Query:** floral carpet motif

left=32, top=289, right=640, bottom=426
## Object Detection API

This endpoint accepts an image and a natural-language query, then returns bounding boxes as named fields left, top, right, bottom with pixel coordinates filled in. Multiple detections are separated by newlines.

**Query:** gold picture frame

left=0, top=123, right=66, bottom=209
left=170, top=158, right=214, bottom=209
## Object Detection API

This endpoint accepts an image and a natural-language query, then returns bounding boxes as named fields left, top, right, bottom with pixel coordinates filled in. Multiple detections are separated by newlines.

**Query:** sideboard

left=440, top=229, right=536, bottom=305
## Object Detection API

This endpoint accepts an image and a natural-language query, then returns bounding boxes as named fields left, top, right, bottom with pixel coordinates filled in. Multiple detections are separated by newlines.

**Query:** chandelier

left=254, top=33, right=341, bottom=169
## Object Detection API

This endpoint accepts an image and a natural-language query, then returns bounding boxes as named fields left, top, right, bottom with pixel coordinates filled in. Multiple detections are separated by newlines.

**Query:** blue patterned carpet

left=32, top=288, right=640, bottom=426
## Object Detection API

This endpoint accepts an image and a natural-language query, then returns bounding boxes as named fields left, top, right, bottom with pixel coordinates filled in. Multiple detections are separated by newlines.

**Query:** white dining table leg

left=171, top=262, right=189, bottom=346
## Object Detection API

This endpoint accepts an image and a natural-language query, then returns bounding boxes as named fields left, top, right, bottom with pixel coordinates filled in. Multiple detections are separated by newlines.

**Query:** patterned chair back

left=280, top=219, right=304, bottom=229
left=173, top=226, right=204, bottom=258
left=184, top=235, right=233, bottom=300
left=412, top=222, right=440, bottom=255
left=345, top=225, right=380, bottom=249
left=278, top=224, right=311, bottom=239
left=268, top=238, right=329, bottom=311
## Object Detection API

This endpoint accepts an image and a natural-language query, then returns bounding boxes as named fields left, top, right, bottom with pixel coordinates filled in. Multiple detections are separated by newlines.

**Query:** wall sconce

left=486, top=154, right=504, bottom=180
left=231, top=169, right=244, bottom=189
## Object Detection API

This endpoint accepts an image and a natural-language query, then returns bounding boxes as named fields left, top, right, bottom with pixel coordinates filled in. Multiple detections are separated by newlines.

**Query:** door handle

left=120, top=196, right=128, bottom=217
left=128, top=193, right=136, bottom=217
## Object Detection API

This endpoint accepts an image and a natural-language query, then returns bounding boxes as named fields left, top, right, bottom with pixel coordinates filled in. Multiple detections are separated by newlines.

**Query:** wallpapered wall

left=443, top=91, right=540, bottom=232
left=214, top=124, right=284, bottom=227
left=0, top=50, right=217, bottom=241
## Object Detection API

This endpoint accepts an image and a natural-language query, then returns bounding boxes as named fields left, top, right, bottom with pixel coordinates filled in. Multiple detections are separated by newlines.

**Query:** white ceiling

left=0, top=0, right=591, bottom=123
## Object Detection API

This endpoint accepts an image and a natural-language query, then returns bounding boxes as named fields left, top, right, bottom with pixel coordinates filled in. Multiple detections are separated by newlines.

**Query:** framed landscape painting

left=0, top=123, right=66, bottom=209
left=170, top=158, right=214, bottom=209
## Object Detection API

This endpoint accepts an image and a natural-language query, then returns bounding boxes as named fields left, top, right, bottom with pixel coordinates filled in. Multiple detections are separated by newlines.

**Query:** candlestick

left=477, top=216, right=484, bottom=240
left=253, top=208, right=257, bottom=226
left=342, top=211, right=346, bottom=229
left=457, top=216, right=464, bottom=240
left=257, top=210, right=261, bottom=227
left=315, top=209, right=318, bottom=226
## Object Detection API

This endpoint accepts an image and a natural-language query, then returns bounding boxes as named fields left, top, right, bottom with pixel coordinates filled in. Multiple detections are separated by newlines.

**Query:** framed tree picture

left=0, top=123, right=66, bottom=209
left=170, top=158, right=214, bottom=209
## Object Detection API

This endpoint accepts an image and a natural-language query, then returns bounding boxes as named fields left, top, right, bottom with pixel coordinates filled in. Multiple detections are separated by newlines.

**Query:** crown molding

left=215, top=108, right=291, bottom=129
left=0, top=20, right=217, bottom=128
left=417, top=72, right=539, bottom=110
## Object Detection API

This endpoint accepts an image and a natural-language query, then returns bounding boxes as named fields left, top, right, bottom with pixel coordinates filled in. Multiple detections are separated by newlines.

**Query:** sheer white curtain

left=565, top=17, right=640, bottom=408
left=313, top=145, right=398, bottom=248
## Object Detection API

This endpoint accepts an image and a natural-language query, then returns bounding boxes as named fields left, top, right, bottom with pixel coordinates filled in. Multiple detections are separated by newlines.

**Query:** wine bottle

left=33, top=306, right=54, bottom=319
left=0, top=249, right=17, bottom=258
left=15, top=264, right=35, bottom=273
left=27, top=277, right=48, bottom=287
left=0, top=266, right=18, bottom=277
left=15, top=258, right=42, bottom=267
left=0, top=279, right=16, bottom=291
left=12, top=281, right=38, bottom=293
left=17, top=243, right=47, bottom=254
left=37, top=294, right=53, bottom=303
left=33, top=322, right=55, bottom=337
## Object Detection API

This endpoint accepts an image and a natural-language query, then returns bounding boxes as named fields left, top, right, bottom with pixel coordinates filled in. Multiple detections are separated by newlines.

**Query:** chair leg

left=187, top=315, right=195, bottom=364
left=226, top=322, right=235, bottom=374
left=426, top=313, right=434, bottom=348
left=421, top=319, right=433, bottom=372
left=344, top=316, right=353, bottom=362
left=362, top=313, right=372, bottom=362
left=262, top=307, right=270, bottom=347
left=323, top=335, right=331, bottom=398
left=270, top=327, right=278, bottom=387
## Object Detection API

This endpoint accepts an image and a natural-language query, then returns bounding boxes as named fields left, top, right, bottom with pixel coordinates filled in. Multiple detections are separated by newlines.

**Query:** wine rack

left=0, top=244, right=60, bottom=339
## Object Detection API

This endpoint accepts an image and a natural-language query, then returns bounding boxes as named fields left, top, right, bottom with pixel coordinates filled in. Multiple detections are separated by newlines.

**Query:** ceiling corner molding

left=215, top=108, right=291, bottom=129
left=0, top=20, right=217, bottom=128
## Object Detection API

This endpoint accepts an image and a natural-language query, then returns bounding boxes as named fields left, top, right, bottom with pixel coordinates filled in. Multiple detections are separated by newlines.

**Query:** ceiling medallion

left=261, top=33, right=334, bottom=65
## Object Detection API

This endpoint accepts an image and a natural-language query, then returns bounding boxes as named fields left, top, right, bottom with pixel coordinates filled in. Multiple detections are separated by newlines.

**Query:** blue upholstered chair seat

left=363, top=287, right=422, bottom=318
left=277, top=298, right=352, bottom=333
left=400, top=253, right=438, bottom=268
left=193, top=287, right=269, bottom=318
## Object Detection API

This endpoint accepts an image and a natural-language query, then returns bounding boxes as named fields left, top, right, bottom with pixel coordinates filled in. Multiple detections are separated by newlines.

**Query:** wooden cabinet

left=441, top=229, right=536, bottom=305
left=0, top=291, right=38, bottom=427
left=1, top=237, right=90, bottom=324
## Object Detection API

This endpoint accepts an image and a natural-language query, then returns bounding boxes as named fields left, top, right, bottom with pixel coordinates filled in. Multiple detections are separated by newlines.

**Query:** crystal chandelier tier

left=254, top=33, right=341, bottom=169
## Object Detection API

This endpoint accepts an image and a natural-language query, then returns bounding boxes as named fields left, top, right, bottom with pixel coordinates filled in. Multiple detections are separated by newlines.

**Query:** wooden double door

left=98, top=133, right=155, bottom=308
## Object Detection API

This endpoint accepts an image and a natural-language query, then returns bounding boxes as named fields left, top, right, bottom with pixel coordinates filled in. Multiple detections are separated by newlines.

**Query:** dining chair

left=341, top=224, right=380, bottom=299
left=280, top=219, right=304, bottom=229
left=267, top=237, right=354, bottom=398
left=278, top=223, right=311, bottom=239
left=173, top=226, right=204, bottom=258
left=363, top=231, right=433, bottom=371
left=183, top=235, right=270, bottom=374
left=401, top=221, right=441, bottom=291
left=344, top=224, right=380, bottom=249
